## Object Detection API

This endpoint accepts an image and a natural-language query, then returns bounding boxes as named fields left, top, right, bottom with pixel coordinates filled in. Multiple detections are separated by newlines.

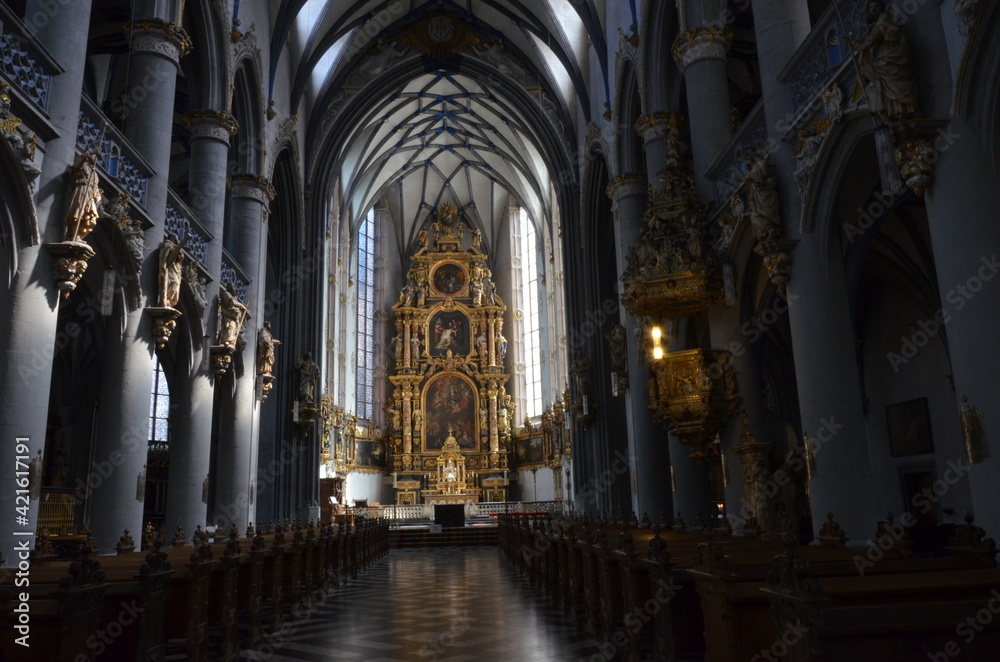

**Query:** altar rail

left=354, top=501, right=563, bottom=525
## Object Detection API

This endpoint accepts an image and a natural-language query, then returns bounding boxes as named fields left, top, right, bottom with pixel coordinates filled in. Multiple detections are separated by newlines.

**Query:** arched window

left=148, top=357, right=170, bottom=452
left=511, top=207, right=544, bottom=419
left=355, top=209, right=377, bottom=420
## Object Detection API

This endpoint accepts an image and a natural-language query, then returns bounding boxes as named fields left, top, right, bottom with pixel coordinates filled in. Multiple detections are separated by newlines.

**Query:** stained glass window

left=356, top=209, right=377, bottom=420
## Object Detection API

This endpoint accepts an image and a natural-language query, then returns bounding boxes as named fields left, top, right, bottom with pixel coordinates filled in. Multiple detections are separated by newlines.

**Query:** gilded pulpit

left=388, top=204, right=512, bottom=504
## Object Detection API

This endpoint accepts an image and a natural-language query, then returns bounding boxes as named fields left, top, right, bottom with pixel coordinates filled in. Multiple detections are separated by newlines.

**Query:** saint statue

left=257, top=321, right=280, bottom=376
left=64, top=148, right=103, bottom=243
left=471, top=228, right=482, bottom=250
left=412, top=408, right=423, bottom=434
left=185, top=263, right=208, bottom=315
left=217, top=282, right=249, bottom=349
left=415, top=283, right=427, bottom=307
left=410, top=332, right=422, bottom=358
left=386, top=404, right=402, bottom=433
left=470, top=279, right=483, bottom=307
left=417, top=229, right=431, bottom=253
left=855, top=1, right=919, bottom=123
left=122, top=217, right=145, bottom=263
left=390, top=333, right=403, bottom=358
left=476, top=331, right=488, bottom=359
left=497, top=334, right=508, bottom=362
left=158, top=233, right=188, bottom=309
left=296, top=352, right=320, bottom=403
left=606, top=323, right=628, bottom=372
left=744, top=153, right=781, bottom=242
left=570, top=354, right=592, bottom=397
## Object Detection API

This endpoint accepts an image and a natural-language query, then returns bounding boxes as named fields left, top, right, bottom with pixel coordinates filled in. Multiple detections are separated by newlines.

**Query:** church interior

left=1, top=0, right=1000, bottom=659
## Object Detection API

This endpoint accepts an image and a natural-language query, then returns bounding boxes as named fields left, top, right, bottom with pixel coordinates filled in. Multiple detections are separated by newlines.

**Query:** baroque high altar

left=387, top=204, right=513, bottom=505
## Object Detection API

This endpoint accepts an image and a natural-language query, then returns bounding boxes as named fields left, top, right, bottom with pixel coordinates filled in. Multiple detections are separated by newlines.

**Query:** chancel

left=1, top=0, right=1000, bottom=660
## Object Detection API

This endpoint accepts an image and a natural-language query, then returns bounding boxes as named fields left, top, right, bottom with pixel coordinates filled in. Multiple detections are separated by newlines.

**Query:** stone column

left=750, top=0, right=814, bottom=217
left=163, top=111, right=237, bottom=539
left=607, top=174, right=674, bottom=520
left=748, top=0, right=876, bottom=541
left=88, top=17, right=189, bottom=553
left=708, top=303, right=768, bottom=522
left=0, top=0, right=94, bottom=565
left=784, top=230, right=877, bottom=540
left=664, top=324, right=715, bottom=523
left=214, top=176, right=272, bottom=532
left=923, top=117, right=1000, bottom=538
left=672, top=27, right=733, bottom=199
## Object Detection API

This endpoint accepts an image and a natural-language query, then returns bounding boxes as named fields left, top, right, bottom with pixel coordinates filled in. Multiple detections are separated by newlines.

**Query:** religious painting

left=354, top=440, right=387, bottom=470
left=886, top=398, right=934, bottom=457
left=514, top=435, right=545, bottom=467
left=427, top=310, right=471, bottom=357
left=430, top=261, right=468, bottom=297
left=423, top=373, right=478, bottom=452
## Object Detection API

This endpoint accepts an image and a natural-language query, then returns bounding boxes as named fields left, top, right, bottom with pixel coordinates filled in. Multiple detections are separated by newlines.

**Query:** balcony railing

left=77, top=95, right=153, bottom=209
left=165, top=189, right=212, bottom=270
left=0, top=4, right=58, bottom=113
left=221, top=250, right=250, bottom=302
left=781, top=0, right=867, bottom=118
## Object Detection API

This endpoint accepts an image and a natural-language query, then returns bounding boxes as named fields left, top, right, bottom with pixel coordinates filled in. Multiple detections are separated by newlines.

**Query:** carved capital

left=230, top=174, right=276, bottom=206
left=635, top=112, right=683, bottom=146
left=185, top=110, right=239, bottom=142
left=126, top=19, right=193, bottom=63
left=605, top=173, right=647, bottom=204
left=672, top=27, right=732, bottom=72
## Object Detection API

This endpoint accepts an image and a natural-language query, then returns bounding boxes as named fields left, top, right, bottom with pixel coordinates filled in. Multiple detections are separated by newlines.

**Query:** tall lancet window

left=355, top=209, right=377, bottom=420
left=148, top=357, right=170, bottom=450
left=512, top=207, right=544, bottom=419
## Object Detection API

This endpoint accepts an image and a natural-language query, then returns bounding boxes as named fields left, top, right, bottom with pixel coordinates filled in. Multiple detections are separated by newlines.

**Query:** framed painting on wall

left=423, top=372, right=478, bottom=452
left=427, top=310, right=471, bottom=357
left=430, top=261, right=468, bottom=297
left=886, top=397, right=934, bottom=457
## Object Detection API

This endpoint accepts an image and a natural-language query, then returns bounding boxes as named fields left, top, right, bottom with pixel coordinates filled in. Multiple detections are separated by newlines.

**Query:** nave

left=240, top=546, right=604, bottom=662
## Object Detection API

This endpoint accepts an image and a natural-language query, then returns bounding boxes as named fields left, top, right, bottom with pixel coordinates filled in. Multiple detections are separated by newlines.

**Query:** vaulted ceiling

left=266, top=0, right=614, bottom=254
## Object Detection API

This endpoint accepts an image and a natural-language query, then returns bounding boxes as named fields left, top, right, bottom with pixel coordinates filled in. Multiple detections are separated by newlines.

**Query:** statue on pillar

left=296, top=352, right=320, bottom=403
left=217, top=282, right=249, bottom=349
left=606, top=323, right=628, bottom=372
left=390, top=333, right=403, bottom=359
left=476, top=331, right=488, bottom=360
left=470, top=279, right=483, bottom=306
left=257, top=321, right=280, bottom=375
left=854, top=0, right=920, bottom=124
left=158, top=233, right=188, bottom=309
left=386, top=404, right=402, bottom=434
left=410, top=332, right=422, bottom=359
left=417, top=229, right=430, bottom=254
left=64, top=148, right=103, bottom=243
left=744, top=153, right=782, bottom=242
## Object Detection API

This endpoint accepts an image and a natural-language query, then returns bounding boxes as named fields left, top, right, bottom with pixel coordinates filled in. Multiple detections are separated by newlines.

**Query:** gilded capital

left=185, top=110, right=239, bottom=142
left=126, top=19, right=193, bottom=63
left=606, top=174, right=647, bottom=203
left=635, top=112, right=683, bottom=146
left=672, top=27, right=732, bottom=72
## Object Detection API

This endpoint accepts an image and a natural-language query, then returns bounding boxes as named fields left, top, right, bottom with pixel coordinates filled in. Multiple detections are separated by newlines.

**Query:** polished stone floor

left=239, top=546, right=607, bottom=661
